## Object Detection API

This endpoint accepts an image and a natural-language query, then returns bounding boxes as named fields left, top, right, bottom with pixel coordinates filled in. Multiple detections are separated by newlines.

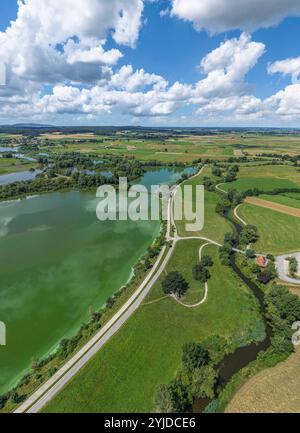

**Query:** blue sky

left=1, top=0, right=300, bottom=126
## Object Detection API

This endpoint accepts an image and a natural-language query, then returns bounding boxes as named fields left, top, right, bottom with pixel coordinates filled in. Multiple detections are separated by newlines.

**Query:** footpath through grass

left=44, top=242, right=264, bottom=413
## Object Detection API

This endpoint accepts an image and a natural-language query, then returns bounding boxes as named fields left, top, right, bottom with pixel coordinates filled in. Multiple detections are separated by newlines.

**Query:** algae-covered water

left=0, top=167, right=193, bottom=393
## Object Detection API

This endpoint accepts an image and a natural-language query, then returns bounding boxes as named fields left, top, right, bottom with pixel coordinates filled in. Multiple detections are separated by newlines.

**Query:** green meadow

left=44, top=242, right=263, bottom=413
left=222, top=178, right=299, bottom=194
left=0, top=159, right=37, bottom=175
left=260, top=194, right=300, bottom=210
left=176, top=168, right=233, bottom=243
left=238, top=203, right=300, bottom=255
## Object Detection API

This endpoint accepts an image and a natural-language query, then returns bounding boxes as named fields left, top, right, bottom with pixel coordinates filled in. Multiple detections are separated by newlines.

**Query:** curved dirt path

left=234, top=204, right=247, bottom=226
left=171, top=242, right=211, bottom=309
left=216, top=183, right=228, bottom=194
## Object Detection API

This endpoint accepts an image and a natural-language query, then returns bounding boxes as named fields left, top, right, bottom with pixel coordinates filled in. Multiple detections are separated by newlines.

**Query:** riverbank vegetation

left=211, top=284, right=300, bottom=413
left=2, top=128, right=300, bottom=413
left=0, top=154, right=144, bottom=201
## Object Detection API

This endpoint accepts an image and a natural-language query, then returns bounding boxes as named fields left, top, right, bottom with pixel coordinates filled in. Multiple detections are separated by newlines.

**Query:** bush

left=246, top=249, right=256, bottom=259
left=182, top=343, right=210, bottom=373
left=192, top=264, right=210, bottom=283
left=240, top=225, right=259, bottom=245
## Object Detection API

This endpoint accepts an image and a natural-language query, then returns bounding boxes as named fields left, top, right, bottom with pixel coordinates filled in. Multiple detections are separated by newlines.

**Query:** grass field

left=222, top=165, right=300, bottom=194
left=237, top=165, right=300, bottom=183
left=43, top=242, right=263, bottom=413
left=176, top=167, right=232, bottom=243
left=238, top=203, right=300, bottom=254
left=245, top=197, right=300, bottom=218
left=222, top=178, right=299, bottom=193
left=39, top=132, right=300, bottom=163
left=0, top=159, right=37, bottom=175
left=226, top=347, right=300, bottom=413
left=259, top=194, right=300, bottom=210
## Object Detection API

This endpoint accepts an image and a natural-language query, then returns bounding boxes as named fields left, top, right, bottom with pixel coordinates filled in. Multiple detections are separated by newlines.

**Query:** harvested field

left=40, top=133, right=96, bottom=140
left=226, top=348, right=300, bottom=413
left=245, top=197, right=300, bottom=218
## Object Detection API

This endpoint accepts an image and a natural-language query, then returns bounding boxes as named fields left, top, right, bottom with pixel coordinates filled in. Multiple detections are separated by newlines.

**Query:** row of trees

left=266, top=285, right=300, bottom=355
left=212, top=164, right=239, bottom=183
left=0, top=153, right=147, bottom=200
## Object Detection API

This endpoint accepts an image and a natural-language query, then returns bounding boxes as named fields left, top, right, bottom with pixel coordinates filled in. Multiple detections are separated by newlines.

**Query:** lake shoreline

left=0, top=165, right=192, bottom=409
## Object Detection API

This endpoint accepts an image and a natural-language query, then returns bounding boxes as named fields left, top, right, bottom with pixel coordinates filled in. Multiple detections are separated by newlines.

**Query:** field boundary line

left=245, top=197, right=300, bottom=218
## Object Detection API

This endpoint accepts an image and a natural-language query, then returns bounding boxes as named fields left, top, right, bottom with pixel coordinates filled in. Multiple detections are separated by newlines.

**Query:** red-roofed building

left=256, top=256, right=267, bottom=268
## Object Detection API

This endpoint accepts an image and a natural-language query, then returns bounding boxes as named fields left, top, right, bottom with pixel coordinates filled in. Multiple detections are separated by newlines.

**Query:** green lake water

left=0, top=167, right=196, bottom=394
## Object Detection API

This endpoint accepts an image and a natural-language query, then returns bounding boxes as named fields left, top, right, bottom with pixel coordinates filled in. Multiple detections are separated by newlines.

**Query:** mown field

left=238, top=203, right=300, bottom=255
left=259, top=194, right=300, bottom=210
left=226, top=347, right=300, bottom=413
left=43, top=241, right=263, bottom=413
left=220, top=165, right=300, bottom=196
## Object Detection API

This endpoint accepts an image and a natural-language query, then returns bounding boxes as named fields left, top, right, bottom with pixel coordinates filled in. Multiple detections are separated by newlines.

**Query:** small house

left=256, top=256, right=267, bottom=268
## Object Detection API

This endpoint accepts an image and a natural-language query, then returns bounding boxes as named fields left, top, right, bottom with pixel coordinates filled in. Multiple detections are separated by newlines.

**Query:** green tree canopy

left=162, top=272, right=189, bottom=298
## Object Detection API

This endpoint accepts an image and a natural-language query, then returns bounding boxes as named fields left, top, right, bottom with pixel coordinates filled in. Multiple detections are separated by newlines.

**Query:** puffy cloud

left=0, top=0, right=144, bottom=86
left=109, top=65, right=168, bottom=92
left=265, top=84, right=300, bottom=117
left=171, top=0, right=300, bottom=33
left=0, top=32, right=267, bottom=122
left=0, top=21, right=300, bottom=126
left=268, top=57, right=300, bottom=82
left=194, top=33, right=265, bottom=99
left=34, top=79, right=192, bottom=118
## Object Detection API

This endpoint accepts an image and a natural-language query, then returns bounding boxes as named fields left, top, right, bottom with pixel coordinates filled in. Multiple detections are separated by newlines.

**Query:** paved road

left=15, top=165, right=241, bottom=413
left=276, top=253, right=300, bottom=285
left=26, top=239, right=177, bottom=413
left=16, top=175, right=183, bottom=413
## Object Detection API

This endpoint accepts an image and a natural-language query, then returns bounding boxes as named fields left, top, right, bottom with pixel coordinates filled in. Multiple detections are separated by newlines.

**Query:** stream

left=194, top=212, right=272, bottom=412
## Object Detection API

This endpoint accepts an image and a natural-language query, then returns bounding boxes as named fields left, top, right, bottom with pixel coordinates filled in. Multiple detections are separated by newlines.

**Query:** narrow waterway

left=194, top=213, right=272, bottom=412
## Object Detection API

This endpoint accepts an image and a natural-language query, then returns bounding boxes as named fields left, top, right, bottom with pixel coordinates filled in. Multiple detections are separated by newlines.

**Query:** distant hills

left=11, top=123, right=55, bottom=128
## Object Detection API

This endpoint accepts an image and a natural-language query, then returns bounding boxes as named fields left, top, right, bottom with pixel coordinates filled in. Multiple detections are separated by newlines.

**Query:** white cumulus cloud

left=171, top=0, right=300, bottom=33
left=268, top=57, right=300, bottom=82
left=0, top=0, right=144, bottom=86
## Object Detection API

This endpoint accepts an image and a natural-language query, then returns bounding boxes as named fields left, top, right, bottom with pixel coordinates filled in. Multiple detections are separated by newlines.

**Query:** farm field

left=43, top=242, right=263, bottom=413
left=222, top=165, right=300, bottom=196
left=256, top=195, right=300, bottom=211
left=222, top=165, right=300, bottom=193
left=1, top=128, right=300, bottom=414
left=238, top=203, right=300, bottom=254
left=245, top=196, right=300, bottom=217
left=226, top=347, right=300, bottom=413
left=38, top=132, right=300, bottom=163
